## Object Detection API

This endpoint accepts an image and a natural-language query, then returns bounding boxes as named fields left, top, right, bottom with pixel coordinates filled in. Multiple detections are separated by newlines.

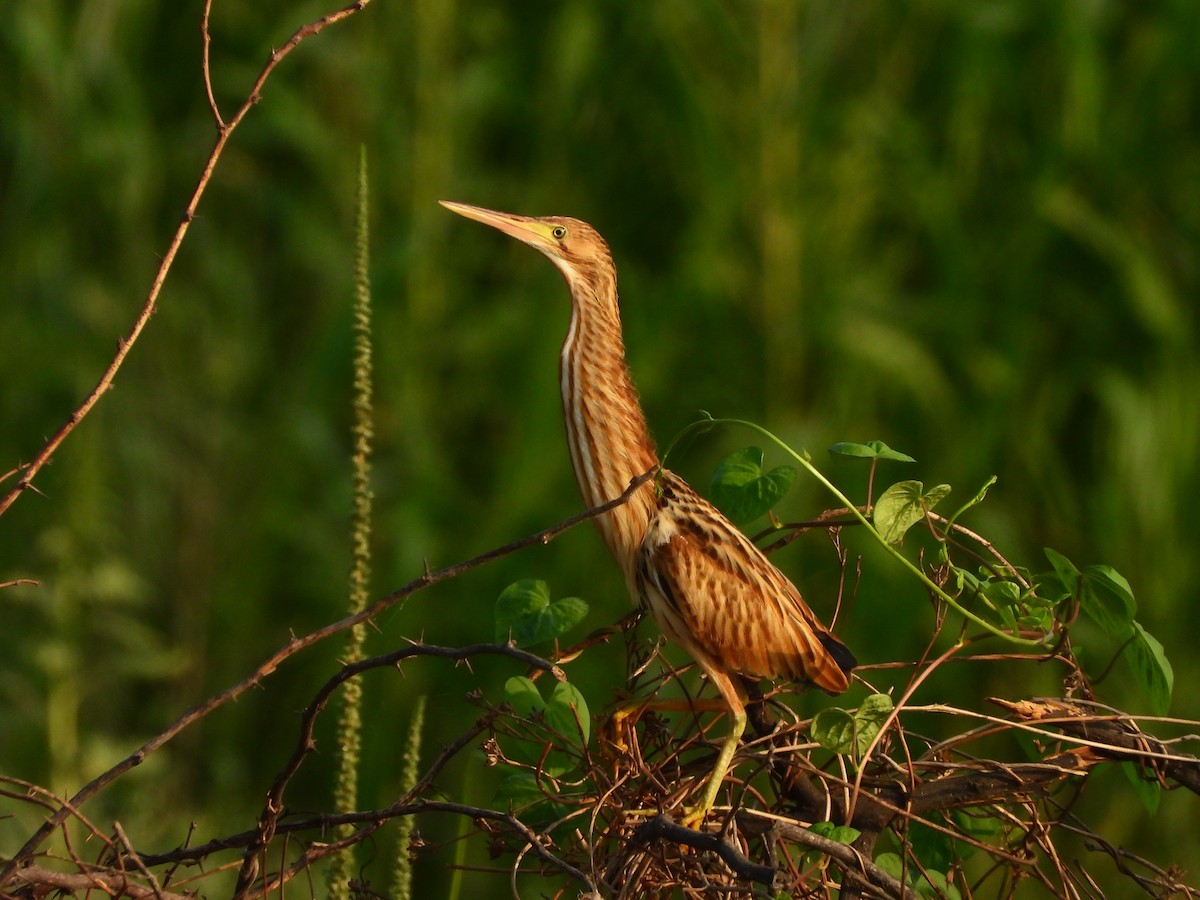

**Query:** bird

left=440, top=200, right=856, bottom=822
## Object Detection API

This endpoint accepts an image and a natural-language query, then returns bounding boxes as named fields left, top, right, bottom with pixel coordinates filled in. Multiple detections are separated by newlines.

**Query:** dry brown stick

left=200, top=0, right=225, bottom=129
left=262, top=801, right=599, bottom=898
left=0, top=472, right=651, bottom=885
left=138, top=799, right=597, bottom=897
left=0, top=0, right=373, bottom=520
left=112, top=821, right=165, bottom=900
left=8, top=865, right=191, bottom=900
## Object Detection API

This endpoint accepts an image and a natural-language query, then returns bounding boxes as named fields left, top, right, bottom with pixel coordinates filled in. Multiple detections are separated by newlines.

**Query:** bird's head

left=439, top=200, right=614, bottom=290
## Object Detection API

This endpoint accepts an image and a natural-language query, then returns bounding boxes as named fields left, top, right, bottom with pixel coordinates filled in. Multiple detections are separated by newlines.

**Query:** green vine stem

left=670, top=416, right=1043, bottom=648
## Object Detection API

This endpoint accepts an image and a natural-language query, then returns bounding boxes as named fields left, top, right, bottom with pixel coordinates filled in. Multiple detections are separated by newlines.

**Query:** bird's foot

left=678, top=804, right=712, bottom=829
left=605, top=704, right=642, bottom=754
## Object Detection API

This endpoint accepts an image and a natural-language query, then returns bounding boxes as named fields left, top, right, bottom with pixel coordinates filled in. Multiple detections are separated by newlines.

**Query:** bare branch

left=0, top=0, right=374, bottom=519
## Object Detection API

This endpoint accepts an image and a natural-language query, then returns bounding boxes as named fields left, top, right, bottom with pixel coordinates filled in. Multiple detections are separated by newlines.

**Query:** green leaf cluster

left=491, top=581, right=593, bottom=818
left=950, top=564, right=1054, bottom=638
left=875, top=853, right=962, bottom=900
left=494, top=676, right=591, bottom=820
left=876, top=811, right=1001, bottom=899
left=1042, top=549, right=1173, bottom=716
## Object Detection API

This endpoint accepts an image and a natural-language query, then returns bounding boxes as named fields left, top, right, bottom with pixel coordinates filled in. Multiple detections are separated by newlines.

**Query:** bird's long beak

left=439, top=200, right=556, bottom=251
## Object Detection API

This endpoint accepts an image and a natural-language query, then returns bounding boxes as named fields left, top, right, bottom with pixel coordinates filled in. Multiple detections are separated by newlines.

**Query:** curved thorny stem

left=0, top=1, right=374, bottom=521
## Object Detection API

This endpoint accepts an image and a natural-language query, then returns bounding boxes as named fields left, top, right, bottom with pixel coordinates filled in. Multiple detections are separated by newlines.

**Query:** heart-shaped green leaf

left=828, top=440, right=916, bottom=463
left=502, top=676, right=591, bottom=767
left=811, top=707, right=856, bottom=755
left=802, top=821, right=862, bottom=867
left=504, top=675, right=544, bottom=718
left=852, top=693, right=894, bottom=755
left=874, top=480, right=951, bottom=544
left=812, top=693, right=893, bottom=758
left=709, top=446, right=796, bottom=524
left=494, top=579, right=588, bottom=647
left=544, top=680, right=590, bottom=747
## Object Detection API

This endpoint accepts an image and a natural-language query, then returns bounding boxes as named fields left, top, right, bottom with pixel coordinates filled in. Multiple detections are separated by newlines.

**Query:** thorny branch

left=0, top=0, right=373, bottom=520
left=0, top=468, right=654, bottom=885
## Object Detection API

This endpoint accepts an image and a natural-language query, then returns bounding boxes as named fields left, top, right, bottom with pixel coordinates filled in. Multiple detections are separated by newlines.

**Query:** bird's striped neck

left=558, top=272, right=659, bottom=585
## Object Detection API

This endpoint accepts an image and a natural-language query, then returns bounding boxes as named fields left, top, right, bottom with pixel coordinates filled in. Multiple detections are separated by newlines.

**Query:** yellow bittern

left=441, top=200, right=856, bottom=822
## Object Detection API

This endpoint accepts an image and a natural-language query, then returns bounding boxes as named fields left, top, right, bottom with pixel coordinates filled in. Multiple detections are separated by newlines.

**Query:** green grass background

left=2, top=1, right=1198, bottom=894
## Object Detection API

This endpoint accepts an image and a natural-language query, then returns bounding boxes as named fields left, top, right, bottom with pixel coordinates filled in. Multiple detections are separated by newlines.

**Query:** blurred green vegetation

left=2, top=0, right=1198, bottom=894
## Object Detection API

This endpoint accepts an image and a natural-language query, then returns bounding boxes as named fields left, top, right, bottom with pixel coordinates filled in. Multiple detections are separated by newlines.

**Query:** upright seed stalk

left=328, top=144, right=374, bottom=900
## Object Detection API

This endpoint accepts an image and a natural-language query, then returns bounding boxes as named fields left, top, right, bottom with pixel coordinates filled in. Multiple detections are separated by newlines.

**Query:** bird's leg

left=679, top=668, right=748, bottom=828
left=680, top=705, right=747, bottom=828
left=609, top=694, right=738, bottom=822
left=607, top=697, right=729, bottom=753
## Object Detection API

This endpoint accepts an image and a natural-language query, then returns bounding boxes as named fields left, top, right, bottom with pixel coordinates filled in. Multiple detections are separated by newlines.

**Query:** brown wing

left=636, top=472, right=853, bottom=694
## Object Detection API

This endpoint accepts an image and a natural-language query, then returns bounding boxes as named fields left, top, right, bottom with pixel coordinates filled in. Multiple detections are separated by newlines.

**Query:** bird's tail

left=814, top=632, right=857, bottom=694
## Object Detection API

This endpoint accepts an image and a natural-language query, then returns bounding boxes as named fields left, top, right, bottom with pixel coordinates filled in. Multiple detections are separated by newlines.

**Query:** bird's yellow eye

left=551, top=225, right=568, bottom=240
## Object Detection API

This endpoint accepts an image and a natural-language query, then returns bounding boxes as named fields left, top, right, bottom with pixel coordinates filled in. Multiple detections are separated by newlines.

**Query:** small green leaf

left=1035, top=571, right=1073, bottom=604
left=952, top=565, right=983, bottom=594
left=828, top=440, right=916, bottom=462
left=491, top=772, right=572, bottom=827
left=1123, top=621, right=1173, bottom=715
left=808, top=821, right=861, bottom=845
left=874, top=853, right=904, bottom=881
left=1043, top=548, right=1080, bottom=592
left=504, top=676, right=544, bottom=718
left=812, top=695, right=892, bottom=758
left=494, top=579, right=588, bottom=647
left=997, top=604, right=1020, bottom=634
left=853, top=693, right=894, bottom=756
left=910, top=820, right=954, bottom=872
left=493, top=771, right=547, bottom=808
left=981, top=579, right=1021, bottom=608
left=802, top=822, right=861, bottom=867
left=1121, top=760, right=1162, bottom=814
left=917, top=871, right=961, bottom=900
left=953, top=809, right=1002, bottom=843
left=947, top=810, right=1000, bottom=861
left=544, top=680, right=590, bottom=747
left=710, top=446, right=796, bottom=524
left=1080, top=565, right=1136, bottom=638
left=811, top=707, right=856, bottom=755
left=875, top=850, right=960, bottom=900
left=874, top=481, right=951, bottom=544
left=1019, top=606, right=1054, bottom=635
